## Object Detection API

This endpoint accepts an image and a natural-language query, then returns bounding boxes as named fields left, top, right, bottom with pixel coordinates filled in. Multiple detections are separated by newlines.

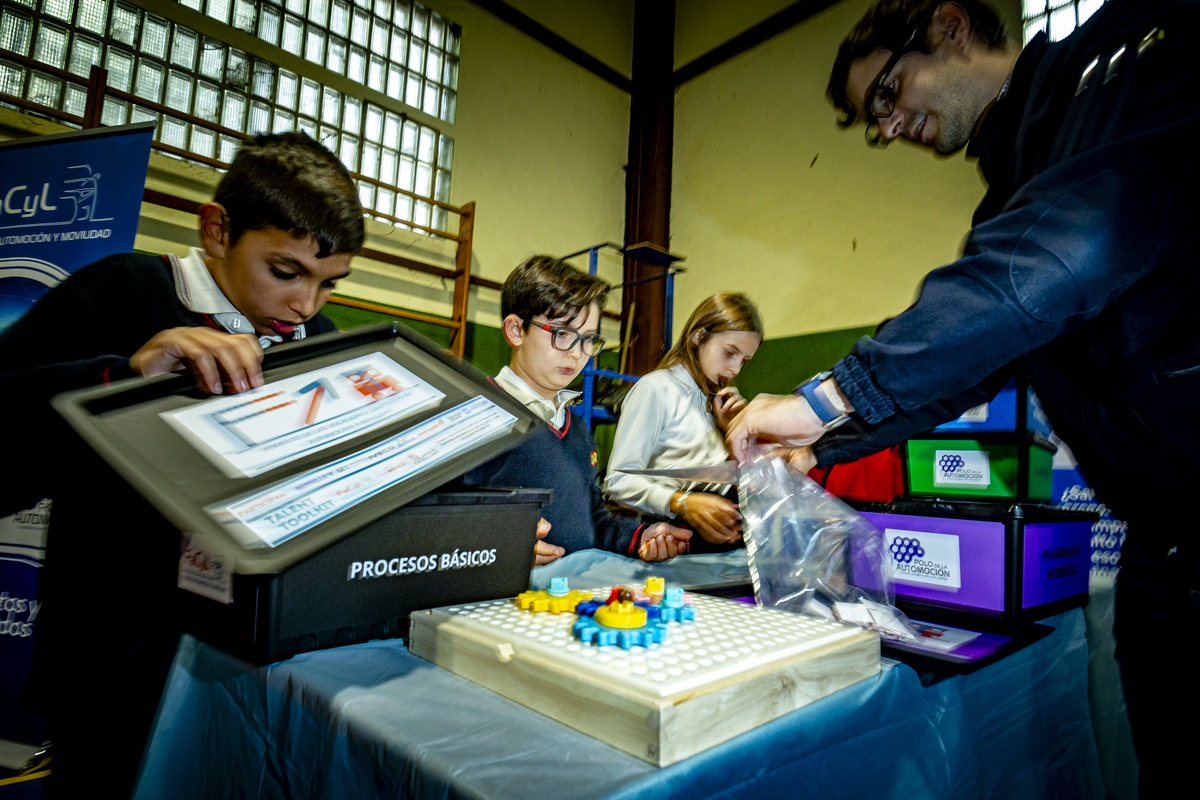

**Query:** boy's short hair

left=214, top=132, right=365, bottom=258
left=501, top=255, right=610, bottom=325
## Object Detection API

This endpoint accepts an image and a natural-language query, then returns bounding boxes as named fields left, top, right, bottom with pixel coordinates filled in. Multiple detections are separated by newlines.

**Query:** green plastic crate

left=905, top=439, right=1052, bottom=501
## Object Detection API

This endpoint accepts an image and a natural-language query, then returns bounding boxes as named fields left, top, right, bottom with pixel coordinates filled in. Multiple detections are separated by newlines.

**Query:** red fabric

left=628, top=523, right=647, bottom=553
left=810, top=445, right=904, bottom=503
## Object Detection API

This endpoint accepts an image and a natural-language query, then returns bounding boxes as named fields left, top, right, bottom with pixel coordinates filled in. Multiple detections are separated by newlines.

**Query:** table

left=132, top=552, right=1104, bottom=799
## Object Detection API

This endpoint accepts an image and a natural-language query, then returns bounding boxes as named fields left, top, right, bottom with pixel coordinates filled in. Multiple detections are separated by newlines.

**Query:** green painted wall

left=734, top=324, right=875, bottom=399
left=321, top=302, right=513, bottom=377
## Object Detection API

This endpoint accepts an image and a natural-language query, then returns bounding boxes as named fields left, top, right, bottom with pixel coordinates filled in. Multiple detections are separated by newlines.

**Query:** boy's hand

left=679, top=491, right=742, bottom=544
left=637, top=523, right=691, bottom=562
left=533, top=518, right=563, bottom=566
left=712, top=387, right=747, bottom=431
left=131, top=327, right=264, bottom=395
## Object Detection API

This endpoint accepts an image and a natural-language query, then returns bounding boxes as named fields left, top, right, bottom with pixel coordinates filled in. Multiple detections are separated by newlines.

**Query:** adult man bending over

left=727, top=1, right=1198, bottom=794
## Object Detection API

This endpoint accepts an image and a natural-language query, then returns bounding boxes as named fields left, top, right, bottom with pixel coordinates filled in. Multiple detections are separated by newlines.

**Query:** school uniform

left=605, top=365, right=741, bottom=553
left=463, top=366, right=648, bottom=556
left=0, top=248, right=335, bottom=798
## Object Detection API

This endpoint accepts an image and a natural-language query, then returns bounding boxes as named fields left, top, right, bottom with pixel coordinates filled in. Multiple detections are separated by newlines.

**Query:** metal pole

left=581, top=245, right=600, bottom=429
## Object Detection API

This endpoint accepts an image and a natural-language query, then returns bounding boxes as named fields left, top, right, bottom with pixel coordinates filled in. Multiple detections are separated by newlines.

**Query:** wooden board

left=409, top=589, right=880, bottom=766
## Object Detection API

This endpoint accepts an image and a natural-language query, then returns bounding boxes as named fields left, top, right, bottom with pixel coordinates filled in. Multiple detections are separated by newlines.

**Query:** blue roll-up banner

left=0, top=122, right=153, bottom=747
left=0, top=122, right=154, bottom=331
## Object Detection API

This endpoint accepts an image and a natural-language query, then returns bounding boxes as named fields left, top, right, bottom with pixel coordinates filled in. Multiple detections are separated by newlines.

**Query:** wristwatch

left=796, top=371, right=849, bottom=429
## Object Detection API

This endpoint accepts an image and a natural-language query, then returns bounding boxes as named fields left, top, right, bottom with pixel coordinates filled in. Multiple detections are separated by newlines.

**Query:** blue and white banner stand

left=0, top=121, right=153, bottom=331
left=0, top=122, right=153, bottom=748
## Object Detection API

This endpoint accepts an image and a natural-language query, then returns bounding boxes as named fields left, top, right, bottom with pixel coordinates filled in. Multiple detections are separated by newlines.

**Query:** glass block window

left=1022, top=1, right=1107, bottom=45
left=209, top=0, right=460, bottom=122
left=0, top=0, right=456, bottom=236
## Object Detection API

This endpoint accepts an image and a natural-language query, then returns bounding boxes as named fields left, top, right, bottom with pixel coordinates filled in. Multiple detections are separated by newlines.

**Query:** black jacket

left=815, top=0, right=1200, bottom=530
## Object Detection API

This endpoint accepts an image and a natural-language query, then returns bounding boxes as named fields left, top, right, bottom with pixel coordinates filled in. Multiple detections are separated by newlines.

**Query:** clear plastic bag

left=738, top=450, right=916, bottom=640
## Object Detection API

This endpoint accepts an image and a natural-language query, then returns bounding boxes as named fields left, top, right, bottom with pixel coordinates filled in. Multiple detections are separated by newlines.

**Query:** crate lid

left=852, top=496, right=1099, bottom=523
left=53, top=322, right=547, bottom=574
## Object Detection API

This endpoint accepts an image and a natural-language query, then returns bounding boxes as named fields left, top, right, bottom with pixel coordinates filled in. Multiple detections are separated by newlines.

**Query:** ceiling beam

left=673, top=0, right=841, bottom=86
left=469, top=0, right=633, bottom=93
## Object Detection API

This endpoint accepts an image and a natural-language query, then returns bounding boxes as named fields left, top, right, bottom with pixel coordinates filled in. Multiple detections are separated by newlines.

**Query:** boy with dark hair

left=0, top=131, right=363, bottom=797
left=465, top=256, right=691, bottom=564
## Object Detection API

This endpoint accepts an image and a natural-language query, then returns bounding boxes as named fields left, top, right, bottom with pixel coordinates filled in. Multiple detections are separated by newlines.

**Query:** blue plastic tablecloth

left=133, top=551, right=1103, bottom=800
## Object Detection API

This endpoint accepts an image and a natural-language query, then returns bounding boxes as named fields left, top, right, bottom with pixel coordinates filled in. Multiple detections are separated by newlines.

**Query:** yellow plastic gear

left=514, top=589, right=593, bottom=614
left=644, top=576, right=665, bottom=595
left=594, top=601, right=648, bottom=629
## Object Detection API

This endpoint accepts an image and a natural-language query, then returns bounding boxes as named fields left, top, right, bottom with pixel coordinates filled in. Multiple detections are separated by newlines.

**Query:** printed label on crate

left=178, top=536, right=232, bottom=604
left=887, top=528, right=962, bottom=589
left=933, top=450, right=991, bottom=487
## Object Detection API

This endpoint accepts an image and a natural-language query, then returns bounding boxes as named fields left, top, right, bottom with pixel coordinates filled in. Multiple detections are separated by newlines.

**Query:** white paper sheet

left=161, top=352, right=445, bottom=477
left=206, top=396, right=517, bottom=548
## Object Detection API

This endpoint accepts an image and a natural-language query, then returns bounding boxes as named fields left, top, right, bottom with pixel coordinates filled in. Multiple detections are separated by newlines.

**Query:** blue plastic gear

left=573, top=617, right=669, bottom=649
left=576, top=599, right=652, bottom=618
left=648, top=604, right=696, bottom=623
left=575, top=599, right=605, bottom=617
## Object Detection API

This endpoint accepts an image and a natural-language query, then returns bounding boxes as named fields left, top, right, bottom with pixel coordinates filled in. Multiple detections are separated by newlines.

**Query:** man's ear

left=198, top=202, right=230, bottom=259
left=930, top=2, right=972, bottom=52
left=502, top=314, right=525, bottom=348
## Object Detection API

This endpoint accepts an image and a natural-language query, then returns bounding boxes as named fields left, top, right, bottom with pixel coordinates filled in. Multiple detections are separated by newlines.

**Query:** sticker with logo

left=934, top=449, right=991, bottom=487
left=887, top=528, right=962, bottom=589
left=177, top=535, right=232, bottom=604
left=590, top=449, right=598, bottom=468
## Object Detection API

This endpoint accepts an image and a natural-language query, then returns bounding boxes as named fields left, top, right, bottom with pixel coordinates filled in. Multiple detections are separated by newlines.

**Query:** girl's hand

left=676, top=491, right=742, bottom=544
left=533, top=518, right=564, bottom=566
left=713, top=387, right=747, bottom=431
left=637, top=523, right=691, bottom=562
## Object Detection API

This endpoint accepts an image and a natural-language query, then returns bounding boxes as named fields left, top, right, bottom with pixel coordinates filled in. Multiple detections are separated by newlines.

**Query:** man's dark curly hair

left=827, top=0, right=1010, bottom=127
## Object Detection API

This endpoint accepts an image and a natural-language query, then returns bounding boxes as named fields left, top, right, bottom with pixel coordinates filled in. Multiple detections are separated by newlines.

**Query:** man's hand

left=768, top=446, right=817, bottom=474
left=533, top=518, right=563, bottom=566
left=712, top=387, right=747, bottom=432
left=637, top=523, right=691, bottom=562
left=130, top=327, right=264, bottom=394
left=725, top=393, right=826, bottom=463
left=677, top=491, right=742, bottom=544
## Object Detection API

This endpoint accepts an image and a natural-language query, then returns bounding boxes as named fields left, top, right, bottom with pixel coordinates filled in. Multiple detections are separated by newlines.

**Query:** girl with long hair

left=605, top=293, right=763, bottom=551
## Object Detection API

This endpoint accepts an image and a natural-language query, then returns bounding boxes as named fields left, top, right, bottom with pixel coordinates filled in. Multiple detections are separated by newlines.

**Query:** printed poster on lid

left=161, top=352, right=446, bottom=477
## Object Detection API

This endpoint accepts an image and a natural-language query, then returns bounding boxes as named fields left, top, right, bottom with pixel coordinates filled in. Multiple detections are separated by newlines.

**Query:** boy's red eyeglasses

left=523, top=318, right=606, bottom=357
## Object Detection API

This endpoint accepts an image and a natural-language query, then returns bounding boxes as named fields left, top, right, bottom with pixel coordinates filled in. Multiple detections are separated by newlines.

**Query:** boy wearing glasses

left=463, top=255, right=690, bottom=564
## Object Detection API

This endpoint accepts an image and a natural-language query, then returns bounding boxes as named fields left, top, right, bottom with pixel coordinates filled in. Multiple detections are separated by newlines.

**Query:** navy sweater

left=0, top=252, right=335, bottom=515
left=464, top=395, right=646, bottom=556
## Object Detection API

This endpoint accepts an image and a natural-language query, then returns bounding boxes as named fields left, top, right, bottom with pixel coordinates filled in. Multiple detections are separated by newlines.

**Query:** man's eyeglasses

left=864, top=27, right=921, bottom=148
left=525, top=318, right=606, bottom=357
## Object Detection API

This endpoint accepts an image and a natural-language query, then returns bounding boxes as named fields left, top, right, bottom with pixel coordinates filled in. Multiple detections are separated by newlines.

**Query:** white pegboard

left=438, top=589, right=864, bottom=698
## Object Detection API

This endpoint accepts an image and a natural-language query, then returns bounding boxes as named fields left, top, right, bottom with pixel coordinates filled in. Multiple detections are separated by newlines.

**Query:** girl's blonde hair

left=658, top=293, right=764, bottom=411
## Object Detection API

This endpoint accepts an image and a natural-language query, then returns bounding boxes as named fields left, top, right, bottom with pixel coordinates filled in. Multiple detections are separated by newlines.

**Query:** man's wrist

left=818, top=378, right=853, bottom=415
left=796, top=372, right=849, bottom=427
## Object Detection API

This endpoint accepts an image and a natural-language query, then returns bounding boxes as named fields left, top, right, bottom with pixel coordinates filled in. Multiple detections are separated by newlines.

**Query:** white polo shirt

left=493, top=365, right=580, bottom=430
left=604, top=364, right=731, bottom=516
left=170, top=246, right=303, bottom=349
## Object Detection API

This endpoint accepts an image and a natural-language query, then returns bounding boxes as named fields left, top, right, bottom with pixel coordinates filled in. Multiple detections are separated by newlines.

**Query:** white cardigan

left=604, top=365, right=731, bottom=516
